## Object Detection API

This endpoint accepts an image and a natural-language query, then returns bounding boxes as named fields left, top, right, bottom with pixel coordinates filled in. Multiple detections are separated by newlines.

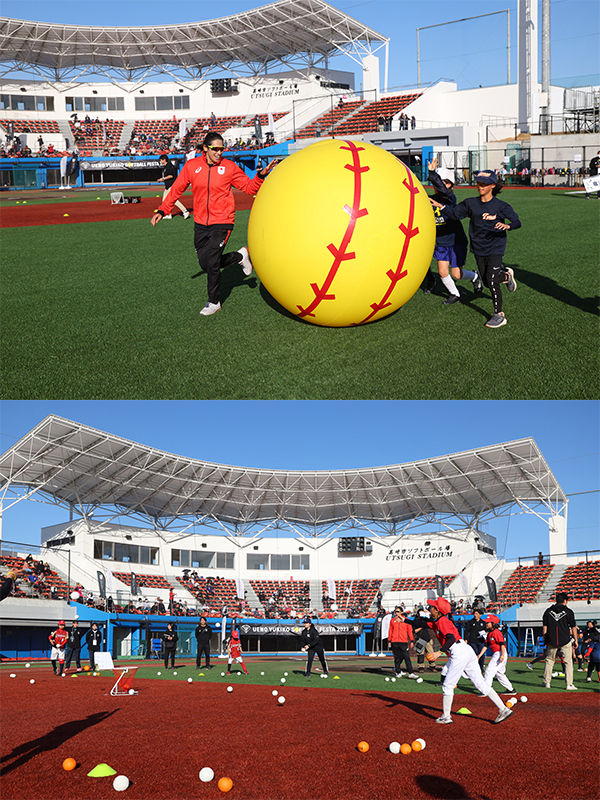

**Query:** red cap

left=485, top=614, right=500, bottom=625
left=231, top=630, right=239, bottom=639
left=58, top=620, right=65, bottom=626
left=428, top=597, right=451, bottom=615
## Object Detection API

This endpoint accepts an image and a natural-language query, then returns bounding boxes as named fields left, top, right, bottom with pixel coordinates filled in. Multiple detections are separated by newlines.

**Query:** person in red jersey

left=226, top=629, right=248, bottom=675
left=427, top=597, right=512, bottom=725
left=49, top=620, right=69, bottom=676
left=151, top=131, right=278, bottom=316
left=480, top=614, right=515, bottom=695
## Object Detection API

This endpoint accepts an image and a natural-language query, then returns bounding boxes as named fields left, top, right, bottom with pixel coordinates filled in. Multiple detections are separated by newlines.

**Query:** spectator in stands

left=65, top=620, right=84, bottom=671
left=377, top=115, right=385, bottom=132
left=162, top=622, right=178, bottom=669
left=411, top=116, right=416, bottom=129
left=300, top=617, right=328, bottom=678
left=0, top=567, right=25, bottom=601
left=464, top=608, right=487, bottom=672
left=542, top=592, right=579, bottom=690
left=388, top=607, right=418, bottom=678
left=195, top=616, right=213, bottom=668
left=376, top=590, right=383, bottom=610
left=151, top=131, right=278, bottom=316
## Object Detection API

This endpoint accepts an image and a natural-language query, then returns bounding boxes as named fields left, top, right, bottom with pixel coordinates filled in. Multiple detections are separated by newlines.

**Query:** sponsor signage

left=80, top=159, right=161, bottom=170
left=237, top=622, right=363, bottom=637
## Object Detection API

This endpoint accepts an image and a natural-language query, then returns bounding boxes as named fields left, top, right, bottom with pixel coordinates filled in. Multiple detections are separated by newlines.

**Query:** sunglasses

left=206, top=145, right=225, bottom=152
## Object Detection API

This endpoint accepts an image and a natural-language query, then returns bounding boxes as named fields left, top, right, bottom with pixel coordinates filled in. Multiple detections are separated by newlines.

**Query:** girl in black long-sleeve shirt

left=162, top=623, right=178, bottom=669
left=431, top=170, right=521, bottom=328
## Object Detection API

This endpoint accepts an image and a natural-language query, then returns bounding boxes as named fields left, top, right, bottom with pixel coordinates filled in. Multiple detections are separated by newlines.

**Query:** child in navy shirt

left=431, top=170, right=521, bottom=328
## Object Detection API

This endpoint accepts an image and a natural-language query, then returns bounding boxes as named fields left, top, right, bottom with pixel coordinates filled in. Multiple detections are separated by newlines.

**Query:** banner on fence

left=237, top=622, right=363, bottom=637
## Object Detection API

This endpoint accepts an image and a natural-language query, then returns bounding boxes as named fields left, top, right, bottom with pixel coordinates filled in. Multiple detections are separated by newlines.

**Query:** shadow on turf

left=0, top=710, right=118, bottom=776
left=503, top=262, right=599, bottom=317
left=415, top=775, right=492, bottom=800
left=190, top=265, right=258, bottom=305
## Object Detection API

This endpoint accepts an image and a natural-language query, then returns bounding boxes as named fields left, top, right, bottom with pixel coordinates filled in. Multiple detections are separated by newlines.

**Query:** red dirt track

left=2, top=668, right=598, bottom=800
left=0, top=190, right=254, bottom=228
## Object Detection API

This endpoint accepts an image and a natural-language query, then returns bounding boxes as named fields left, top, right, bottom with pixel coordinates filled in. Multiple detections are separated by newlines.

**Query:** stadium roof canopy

left=0, top=0, right=389, bottom=82
left=0, top=415, right=567, bottom=541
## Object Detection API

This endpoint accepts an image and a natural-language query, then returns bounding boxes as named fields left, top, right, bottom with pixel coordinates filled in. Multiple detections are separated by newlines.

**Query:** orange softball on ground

left=218, top=777, right=233, bottom=792
left=357, top=741, right=369, bottom=753
left=62, top=758, right=77, bottom=771
left=411, top=740, right=422, bottom=752
left=400, top=743, right=412, bottom=755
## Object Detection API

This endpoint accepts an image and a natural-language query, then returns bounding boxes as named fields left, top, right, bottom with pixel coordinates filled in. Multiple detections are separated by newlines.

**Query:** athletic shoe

left=238, top=246, right=253, bottom=276
left=485, top=313, right=507, bottom=328
left=163, top=214, right=172, bottom=219
left=435, top=715, right=453, bottom=724
left=442, top=293, right=461, bottom=305
left=526, top=662, right=533, bottom=670
left=322, top=673, right=329, bottom=678
left=398, top=671, right=406, bottom=677
left=408, top=673, right=419, bottom=679
left=565, top=684, right=578, bottom=690
left=493, top=707, right=513, bottom=724
left=586, top=677, right=591, bottom=682
left=543, top=682, right=551, bottom=688
left=395, top=673, right=402, bottom=678
left=200, top=301, right=221, bottom=316
left=577, top=668, right=585, bottom=672
left=501, top=690, right=516, bottom=695
left=423, top=275, right=436, bottom=294
left=505, top=267, right=517, bottom=292
left=304, top=672, right=310, bottom=677
left=473, top=273, right=483, bottom=293
left=183, top=211, right=190, bottom=219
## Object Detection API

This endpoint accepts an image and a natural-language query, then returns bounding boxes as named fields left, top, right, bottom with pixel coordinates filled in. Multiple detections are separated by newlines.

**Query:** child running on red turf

left=430, top=170, right=521, bottom=328
left=427, top=598, right=512, bottom=725
left=480, top=614, right=515, bottom=695
left=227, top=630, right=248, bottom=675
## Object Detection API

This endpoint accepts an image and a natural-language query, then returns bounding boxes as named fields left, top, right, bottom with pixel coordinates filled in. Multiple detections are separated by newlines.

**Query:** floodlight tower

left=517, top=0, right=538, bottom=133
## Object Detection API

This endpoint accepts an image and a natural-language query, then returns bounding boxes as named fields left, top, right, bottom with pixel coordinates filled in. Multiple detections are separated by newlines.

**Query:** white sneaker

left=183, top=211, right=190, bottom=219
left=586, top=677, right=592, bottom=682
left=493, top=707, right=513, bottom=724
left=408, top=673, right=418, bottom=679
left=163, top=214, right=172, bottom=219
left=543, top=682, right=551, bottom=688
left=398, top=671, right=406, bottom=677
left=200, top=302, right=221, bottom=316
left=435, top=715, right=453, bottom=724
left=238, top=246, right=253, bottom=276
left=565, top=684, right=578, bottom=691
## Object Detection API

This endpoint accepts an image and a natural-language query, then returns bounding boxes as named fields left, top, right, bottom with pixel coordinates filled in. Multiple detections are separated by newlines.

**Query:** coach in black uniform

left=195, top=616, right=213, bottom=669
left=65, top=620, right=84, bottom=671
left=157, top=154, right=190, bottom=219
left=464, top=608, right=487, bottom=672
left=300, top=617, right=328, bottom=678
left=542, top=592, right=578, bottom=690
left=86, top=622, right=102, bottom=670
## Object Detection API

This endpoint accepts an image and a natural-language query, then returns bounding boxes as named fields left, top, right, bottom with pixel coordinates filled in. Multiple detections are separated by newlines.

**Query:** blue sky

left=2, top=0, right=598, bottom=89
left=1, top=400, right=598, bottom=560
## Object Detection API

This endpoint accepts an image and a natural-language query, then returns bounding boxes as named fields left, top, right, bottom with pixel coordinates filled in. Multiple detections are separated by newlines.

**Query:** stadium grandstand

left=1, top=415, right=598, bottom=662
left=0, top=0, right=598, bottom=191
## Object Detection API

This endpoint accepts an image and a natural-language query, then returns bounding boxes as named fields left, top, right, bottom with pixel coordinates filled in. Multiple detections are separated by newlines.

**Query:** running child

left=424, top=158, right=482, bottom=304
left=430, top=170, right=521, bottom=328
left=584, top=633, right=600, bottom=682
left=226, top=630, right=248, bottom=675
left=426, top=597, right=512, bottom=724
left=480, top=614, right=515, bottom=694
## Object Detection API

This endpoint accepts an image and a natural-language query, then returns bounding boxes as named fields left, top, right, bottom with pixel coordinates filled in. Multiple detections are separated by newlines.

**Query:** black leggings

left=474, top=253, right=509, bottom=313
left=197, top=642, right=210, bottom=667
left=194, top=223, right=243, bottom=304
left=306, top=646, right=328, bottom=675
left=164, top=648, right=175, bottom=668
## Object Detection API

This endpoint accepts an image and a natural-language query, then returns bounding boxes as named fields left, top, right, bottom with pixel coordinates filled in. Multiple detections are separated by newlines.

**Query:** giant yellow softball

left=248, top=139, right=435, bottom=327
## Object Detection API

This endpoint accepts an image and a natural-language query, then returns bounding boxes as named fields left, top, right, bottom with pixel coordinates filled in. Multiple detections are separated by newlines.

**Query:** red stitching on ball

left=357, top=167, right=420, bottom=324
left=297, top=141, right=369, bottom=318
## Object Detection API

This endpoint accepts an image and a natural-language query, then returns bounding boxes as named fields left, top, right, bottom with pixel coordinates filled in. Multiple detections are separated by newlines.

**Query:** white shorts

left=228, top=656, right=244, bottom=664
left=51, top=646, right=65, bottom=661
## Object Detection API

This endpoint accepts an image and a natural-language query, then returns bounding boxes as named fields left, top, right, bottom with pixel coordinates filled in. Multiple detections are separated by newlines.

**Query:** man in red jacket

left=151, top=132, right=278, bottom=316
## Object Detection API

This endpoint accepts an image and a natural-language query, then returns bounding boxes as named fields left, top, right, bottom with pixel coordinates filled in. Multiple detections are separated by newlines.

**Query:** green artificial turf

left=1, top=188, right=598, bottom=399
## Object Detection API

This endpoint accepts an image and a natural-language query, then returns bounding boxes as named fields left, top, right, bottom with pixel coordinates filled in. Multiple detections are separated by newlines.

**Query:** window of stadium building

left=93, top=539, right=159, bottom=565
left=1, top=94, right=54, bottom=112
left=170, top=549, right=233, bottom=569
left=134, top=95, right=190, bottom=112
left=247, top=554, right=310, bottom=570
